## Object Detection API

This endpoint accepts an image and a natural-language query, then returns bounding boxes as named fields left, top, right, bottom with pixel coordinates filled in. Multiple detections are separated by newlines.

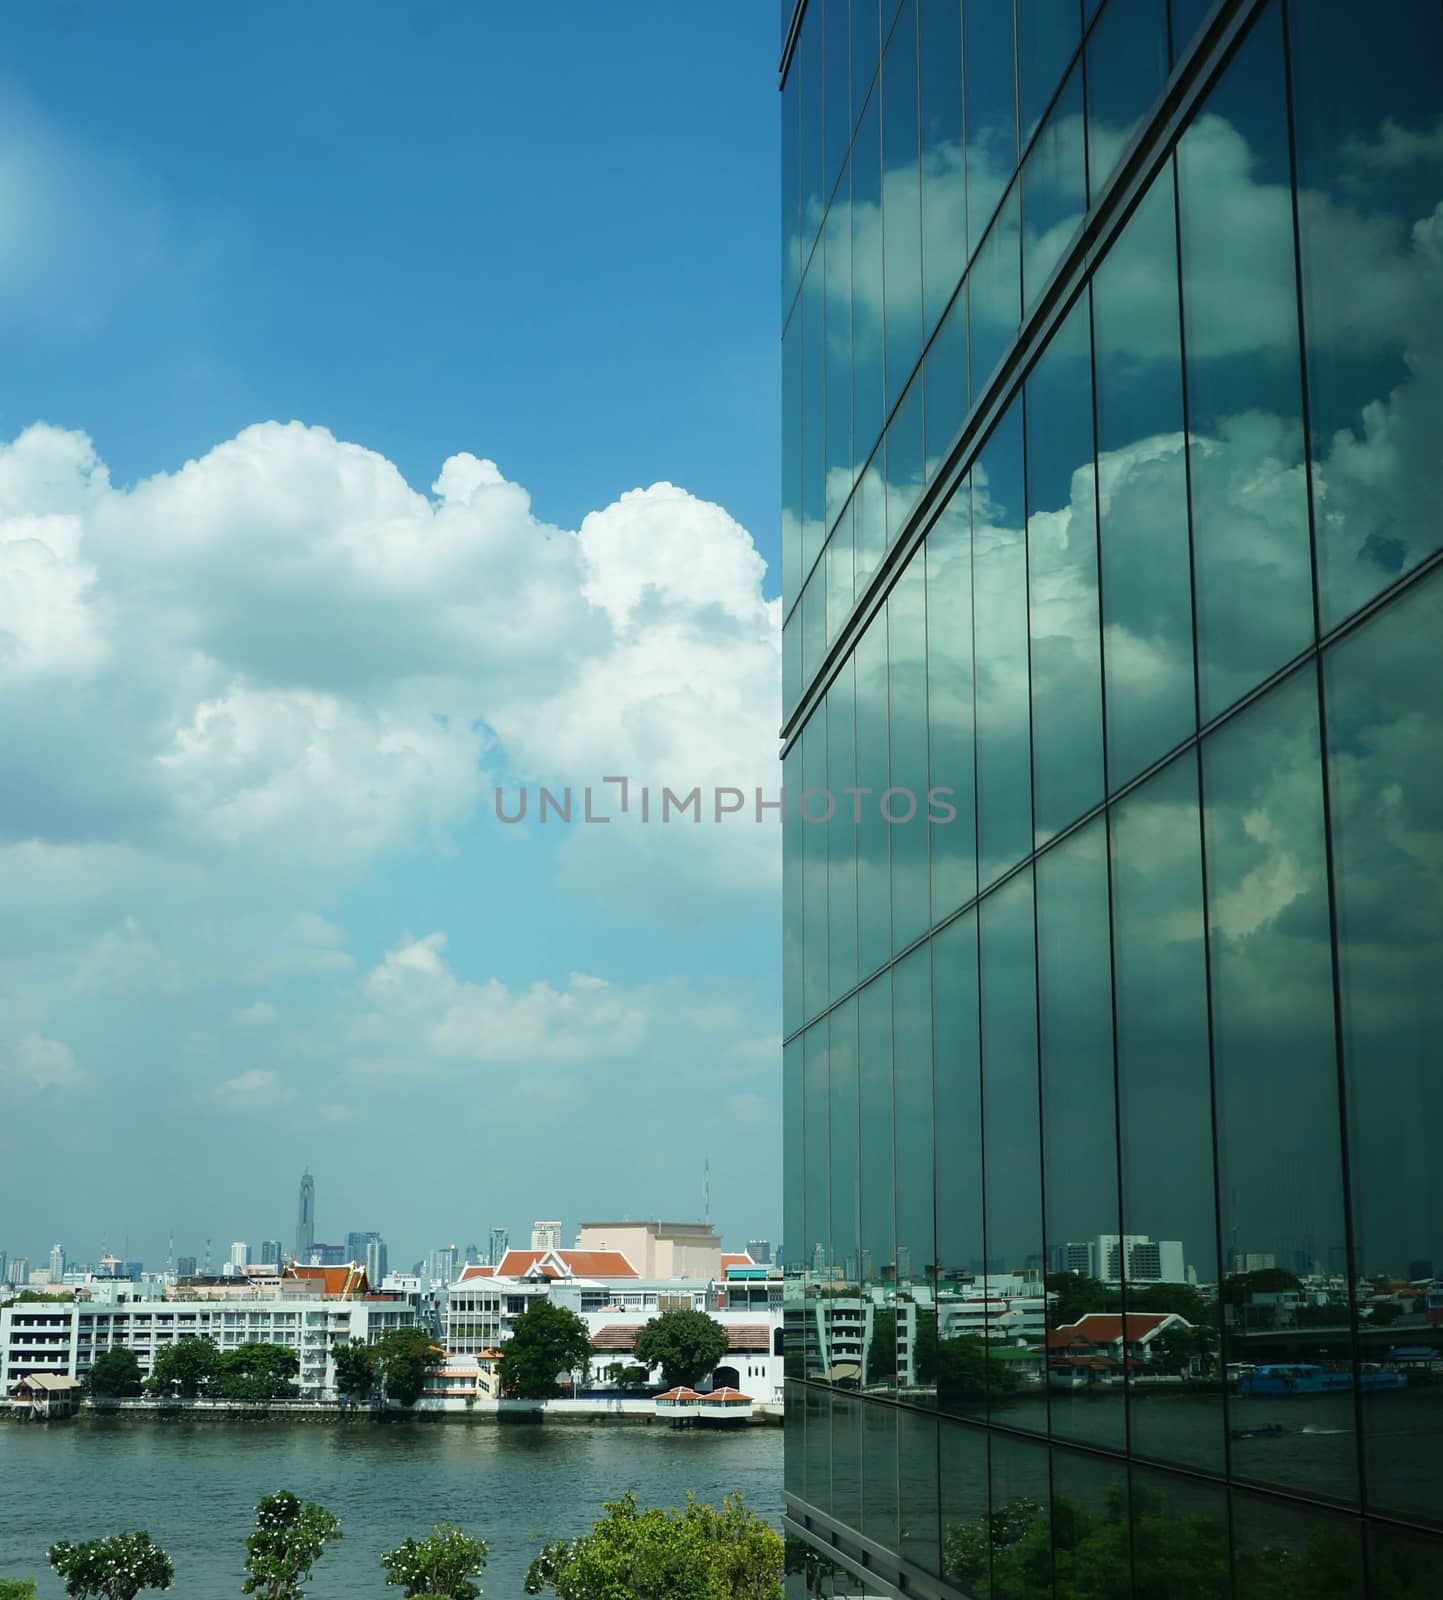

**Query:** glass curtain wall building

left=778, top=1, right=1443, bottom=1596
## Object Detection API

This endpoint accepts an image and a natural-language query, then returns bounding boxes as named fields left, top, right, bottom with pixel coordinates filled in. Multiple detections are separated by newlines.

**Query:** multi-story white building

left=1095, top=1235, right=1188, bottom=1286
left=530, top=1221, right=563, bottom=1252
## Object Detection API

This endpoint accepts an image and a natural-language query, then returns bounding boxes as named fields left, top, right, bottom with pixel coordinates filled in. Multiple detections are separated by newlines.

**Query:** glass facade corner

left=780, top=0, right=1443, bottom=1594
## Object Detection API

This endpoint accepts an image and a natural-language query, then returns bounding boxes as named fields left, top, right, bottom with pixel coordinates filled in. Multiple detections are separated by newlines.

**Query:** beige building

left=573, top=1221, right=722, bottom=1281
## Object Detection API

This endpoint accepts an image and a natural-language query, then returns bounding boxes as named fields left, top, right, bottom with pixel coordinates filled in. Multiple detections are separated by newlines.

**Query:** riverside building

left=778, top=1, right=1443, bottom=1596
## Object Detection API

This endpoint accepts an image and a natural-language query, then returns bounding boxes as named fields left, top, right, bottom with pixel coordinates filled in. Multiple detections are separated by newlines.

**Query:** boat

left=1230, top=1423, right=1285, bottom=1439
left=1236, top=1364, right=1407, bottom=1396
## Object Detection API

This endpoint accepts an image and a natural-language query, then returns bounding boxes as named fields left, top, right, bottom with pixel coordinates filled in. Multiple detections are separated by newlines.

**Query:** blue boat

left=1237, top=1364, right=1407, bottom=1396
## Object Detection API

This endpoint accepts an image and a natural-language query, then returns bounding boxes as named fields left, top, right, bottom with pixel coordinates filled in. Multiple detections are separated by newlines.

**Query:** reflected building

left=779, top=1, right=1443, bottom=1595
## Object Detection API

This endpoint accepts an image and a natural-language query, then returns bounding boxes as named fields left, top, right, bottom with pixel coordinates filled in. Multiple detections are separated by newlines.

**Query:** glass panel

left=827, top=501, right=855, bottom=646
left=800, top=1, right=826, bottom=262
left=1085, top=0, right=1169, bottom=198
left=1051, top=1449, right=1129, bottom=1596
left=1368, top=1523, right=1443, bottom=1600
left=861, top=1399, right=899, bottom=1549
left=1324, top=569, right=1443, bottom=1529
left=832, top=1389, right=863, bottom=1529
left=987, top=1432, right=1051, bottom=1593
left=825, top=0, right=852, bottom=204
left=1017, top=0, right=1080, bottom=147
left=828, top=660, right=859, bottom=1003
left=980, top=868, right=1046, bottom=1433
left=972, top=401, right=1031, bottom=887
left=1093, top=162, right=1196, bottom=788
left=803, top=1017, right=832, bottom=1380
left=782, top=64, right=801, bottom=314
left=918, top=0, right=966, bottom=340
left=784, top=308, right=803, bottom=623
left=855, top=608, right=892, bottom=977
left=925, top=479, right=976, bottom=920
left=882, top=0, right=922, bottom=410
left=924, top=284, right=968, bottom=476
left=852, top=93, right=885, bottom=482
left=968, top=182, right=1021, bottom=396
left=1203, top=668, right=1355, bottom=1505
left=851, top=0, right=880, bottom=129
left=1288, top=0, right=1443, bottom=629
left=859, top=970, right=895, bottom=1398
left=892, top=944, right=933, bottom=1395
left=803, top=703, right=830, bottom=1022
left=1020, top=59, right=1086, bottom=311
left=1026, top=292, right=1102, bottom=841
left=964, top=0, right=1018, bottom=252
left=854, top=457, right=886, bottom=597
left=1231, top=1491, right=1363, bottom=1600
left=804, top=1384, right=832, bottom=1515
left=784, top=1036, right=805, bottom=1374
left=1037, top=819, right=1124, bottom=1453
left=830, top=997, right=861, bottom=1388
left=932, top=914, right=986, bottom=1422
left=784, top=610, right=802, bottom=714
left=802, top=262, right=828, bottom=580
left=1110, top=753, right=1225, bottom=1475
left=784, top=1381, right=804, bottom=1498
left=888, top=548, right=929, bottom=951
left=897, top=1408, right=940, bottom=1574
left=885, top=369, right=925, bottom=545
left=803, top=565, right=826, bottom=685
left=1169, top=0, right=1212, bottom=62
left=938, top=1420, right=989, bottom=1591
left=784, top=743, right=803, bottom=1038
left=1130, top=1466, right=1229, bottom=1599
left=825, top=174, right=854, bottom=534
left=1178, top=3, right=1312, bottom=721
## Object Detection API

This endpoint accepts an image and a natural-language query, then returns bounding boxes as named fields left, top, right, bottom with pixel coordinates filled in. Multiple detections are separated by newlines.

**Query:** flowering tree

left=240, top=1492, right=342, bottom=1600
left=47, top=1532, right=173, bottom=1600
left=380, top=1523, right=489, bottom=1598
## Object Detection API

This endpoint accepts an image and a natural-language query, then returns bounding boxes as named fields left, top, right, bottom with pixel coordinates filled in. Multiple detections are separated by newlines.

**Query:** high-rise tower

left=295, top=1169, right=315, bottom=1265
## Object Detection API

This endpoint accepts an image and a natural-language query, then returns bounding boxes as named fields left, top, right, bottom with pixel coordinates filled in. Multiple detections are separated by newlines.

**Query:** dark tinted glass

left=783, top=310, right=804, bottom=611
left=1369, top=1522, right=1443, bottom=1600
left=784, top=1035, right=804, bottom=1368
left=832, top=1389, right=863, bottom=1529
left=1203, top=667, right=1354, bottom=1505
left=824, top=0, right=852, bottom=203
left=802, top=262, right=827, bottom=577
left=972, top=402, right=1031, bottom=886
left=1110, top=753, right=1224, bottom=1474
left=885, top=370, right=925, bottom=545
left=1085, top=0, right=1169, bottom=199
left=828, top=661, right=859, bottom=1002
left=803, top=708, right=830, bottom=1021
left=783, top=65, right=801, bottom=314
left=1093, top=162, right=1195, bottom=787
left=826, top=502, right=855, bottom=648
left=938, top=1421, right=989, bottom=1591
left=888, top=550, right=929, bottom=950
left=1051, top=1449, right=1129, bottom=1594
left=924, top=283, right=968, bottom=473
left=784, top=1382, right=804, bottom=1498
left=1130, top=1466, right=1229, bottom=1599
left=825, top=178, right=854, bottom=535
left=964, top=0, right=1018, bottom=250
left=968, top=183, right=1021, bottom=396
left=1037, top=819, right=1123, bottom=1452
left=917, top=0, right=965, bottom=337
left=988, top=1432, right=1051, bottom=1589
left=1231, top=1490, right=1363, bottom=1600
left=1288, top=0, right=1443, bottom=629
left=861, top=1398, right=899, bottom=1547
left=859, top=971, right=895, bottom=1396
left=804, top=1385, right=832, bottom=1516
left=892, top=944, right=933, bottom=1392
left=925, top=479, right=976, bottom=919
left=1169, top=0, right=1212, bottom=63
left=851, top=0, right=880, bottom=127
left=1325, top=568, right=1443, bottom=1528
left=854, top=456, right=886, bottom=597
left=800, top=2, right=826, bottom=263
left=1020, top=58, right=1085, bottom=311
left=897, top=1407, right=940, bottom=1573
left=1177, top=3, right=1312, bottom=720
left=855, top=609, right=892, bottom=977
left=852, top=93, right=885, bottom=479
left=783, top=743, right=803, bottom=1037
left=1026, top=292, right=1102, bottom=840
left=803, top=1017, right=831, bottom=1379
left=881, top=0, right=921, bottom=410
left=1017, top=0, right=1080, bottom=146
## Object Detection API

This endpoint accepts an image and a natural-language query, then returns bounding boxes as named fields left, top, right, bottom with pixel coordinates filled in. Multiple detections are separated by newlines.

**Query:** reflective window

left=830, top=997, right=861, bottom=1386
left=804, top=1384, right=832, bottom=1515
left=881, top=0, right=921, bottom=411
left=803, top=708, right=829, bottom=1021
left=1085, top=0, right=1169, bottom=198
left=1203, top=667, right=1354, bottom=1505
left=888, top=548, right=929, bottom=951
left=827, top=661, right=859, bottom=1002
left=968, top=182, right=1021, bottom=396
left=802, top=263, right=827, bottom=580
left=803, top=565, right=826, bottom=687
left=1020, top=58, right=1085, bottom=312
left=1369, top=1523, right=1443, bottom=1599
left=1110, top=753, right=1224, bottom=1475
left=1093, top=162, right=1195, bottom=788
left=923, top=284, right=968, bottom=475
left=1288, top=0, right=1443, bottom=629
left=1169, top=0, right=1212, bottom=62
left=803, top=1018, right=831, bottom=1379
left=825, top=178, right=854, bottom=534
left=784, top=1034, right=804, bottom=1364
left=859, top=970, right=895, bottom=1398
left=1177, top=3, right=1312, bottom=721
left=861, top=1399, right=899, bottom=1549
left=783, top=310, right=803, bottom=613
left=987, top=1432, right=1051, bottom=1587
left=851, top=0, right=880, bottom=128
left=1325, top=568, right=1443, bottom=1529
left=1232, top=1491, right=1363, bottom=1600
left=783, top=743, right=803, bottom=1037
left=980, top=868, right=1046, bottom=1432
left=784, top=1382, right=805, bottom=1498
left=782, top=64, right=801, bottom=314
left=800, top=1, right=826, bottom=264
left=938, top=1422, right=989, bottom=1591
left=1051, top=1450, right=1129, bottom=1594
left=855, top=609, right=892, bottom=977
left=918, top=0, right=965, bottom=339
left=964, top=0, right=1018, bottom=252
left=925, top=479, right=976, bottom=920
left=824, top=0, right=852, bottom=203
left=1017, top=0, right=1081, bottom=147
left=831, top=1390, right=863, bottom=1529
left=1037, top=819, right=1123, bottom=1453
left=854, top=456, right=886, bottom=597
left=1026, top=292, right=1102, bottom=841
left=1131, top=1467, right=1229, bottom=1599
left=897, top=1408, right=939, bottom=1574
left=852, top=93, right=885, bottom=480
left=885, top=370, right=924, bottom=545
left=826, top=501, right=854, bottom=646
left=892, top=945, right=933, bottom=1390
left=972, top=402, right=1031, bottom=887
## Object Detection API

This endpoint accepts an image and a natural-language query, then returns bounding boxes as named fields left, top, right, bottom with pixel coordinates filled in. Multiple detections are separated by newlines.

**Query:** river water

left=0, top=1418, right=783, bottom=1599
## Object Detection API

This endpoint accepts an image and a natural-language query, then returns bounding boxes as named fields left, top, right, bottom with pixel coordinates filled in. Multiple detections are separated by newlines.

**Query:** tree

left=1148, top=1324, right=1201, bottom=1376
left=380, top=1523, right=489, bottom=1599
left=1127, top=1281, right=1212, bottom=1326
left=144, top=1336, right=219, bottom=1398
left=241, top=1492, right=341, bottom=1600
left=332, top=1338, right=377, bottom=1401
left=524, top=1492, right=782, bottom=1600
left=497, top=1302, right=594, bottom=1399
left=370, top=1327, right=442, bottom=1407
left=606, top=1362, right=652, bottom=1391
left=215, top=1342, right=299, bottom=1401
left=47, top=1533, right=173, bottom=1600
left=85, top=1347, right=143, bottom=1399
left=864, top=1310, right=896, bottom=1387
left=0, top=1581, right=37, bottom=1599
left=935, top=1335, right=1020, bottom=1407
left=632, top=1308, right=730, bottom=1391
left=1044, top=1274, right=1120, bottom=1328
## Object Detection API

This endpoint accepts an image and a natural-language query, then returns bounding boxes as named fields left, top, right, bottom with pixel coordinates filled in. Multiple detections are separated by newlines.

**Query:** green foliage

left=1127, top=1281, right=1212, bottom=1325
left=85, top=1347, right=143, bottom=1398
left=0, top=1580, right=37, bottom=1599
left=632, top=1308, right=730, bottom=1390
left=1221, top=1267, right=1303, bottom=1306
left=863, top=1309, right=896, bottom=1387
left=606, top=1362, right=652, bottom=1391
left=10, top=1290, right=73, bottom=1304
left=524, top=1491, right=782, bottom=1600
left=241, top=1492, right=341, bottom=1600
left=371, top=1327, right=441, bottom=1407
left=1044, top=1273, right=1120, bottom=1327
left=332, top=1338, right=377, bottom=1399
left=498, top=1302, right=594, bottom=1399
left=934, top=1335, right=1020, bottom=1405
left=380, top=1523, right=488, bottom=1599
left=214, top=1342, right=299, bottom=1401
left=47, top=1532, right=173, bottom=1600
left=144, top=1336, right=219, bottom=1398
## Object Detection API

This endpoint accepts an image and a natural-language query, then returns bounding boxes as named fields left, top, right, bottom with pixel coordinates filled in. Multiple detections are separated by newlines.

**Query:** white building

left=229, top=1242, right=248, bottom=1271
left=1095, top=1235, right=1188, bottom=1285
left=530, top=1221, right=563, bottom=1252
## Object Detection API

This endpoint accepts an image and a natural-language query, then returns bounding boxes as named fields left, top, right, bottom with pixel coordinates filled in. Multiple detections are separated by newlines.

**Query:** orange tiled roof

left=720, top=1253, right=754, bottom=1271
left=1045, top=1312, right=1176, bottom=1348
left=285, top=1263, right=369, bottom=1297
left=492, top=1248, right=638, bottom=1279
left=457, top=1263, right=498, bottom=1281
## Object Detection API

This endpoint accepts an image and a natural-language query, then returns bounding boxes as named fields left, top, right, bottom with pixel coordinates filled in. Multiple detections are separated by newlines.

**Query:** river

left=0, top=1418, right=783, bottom=1598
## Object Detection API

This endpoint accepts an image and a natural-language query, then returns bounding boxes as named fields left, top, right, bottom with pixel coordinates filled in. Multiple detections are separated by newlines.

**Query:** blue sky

left=0, top=3, right=783, bottom=1272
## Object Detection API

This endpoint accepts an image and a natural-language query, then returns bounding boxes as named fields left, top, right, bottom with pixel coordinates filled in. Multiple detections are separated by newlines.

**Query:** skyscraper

left=295, top=1169, right=315, bottom=1265
left=259, top=1240, right=284, bottom=1269
left=779, top=1, right=1443, bottom=1594
left=229, top=1241, right=248, bottom=1270
left=49, top=1244, right=65, bottom=1282
left=530, top=1220, right=563, bottom=1252
left=487, top=1227, right=509, bottom=1266
left=365, top=1236, right=389, bottom=1286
